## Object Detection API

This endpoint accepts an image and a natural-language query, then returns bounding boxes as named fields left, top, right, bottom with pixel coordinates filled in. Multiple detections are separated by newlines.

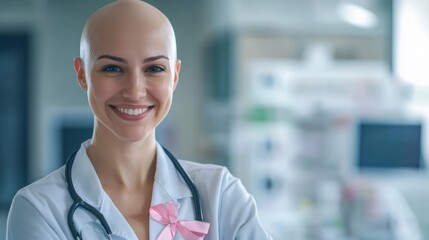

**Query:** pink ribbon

left=149, top=201, right=210, bottom=240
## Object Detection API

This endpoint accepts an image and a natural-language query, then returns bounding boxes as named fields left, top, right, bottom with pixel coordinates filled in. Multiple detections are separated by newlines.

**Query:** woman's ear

left=173, top=59, right=181, bottom=91
left=73, top=57, right=87, bottom=91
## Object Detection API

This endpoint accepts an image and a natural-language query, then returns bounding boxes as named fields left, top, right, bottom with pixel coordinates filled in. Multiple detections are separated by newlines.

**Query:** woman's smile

left=110, top=104, right=154, bottom=121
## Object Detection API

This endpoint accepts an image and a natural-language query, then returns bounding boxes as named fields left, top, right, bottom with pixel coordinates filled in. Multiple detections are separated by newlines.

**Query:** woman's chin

left=115, top=131, right=153, bottom=143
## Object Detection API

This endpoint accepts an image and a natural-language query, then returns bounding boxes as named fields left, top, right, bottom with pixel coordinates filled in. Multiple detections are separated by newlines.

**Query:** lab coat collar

left=72, top=141, right=103, bottom=207
left=71, top=140, right=193, bottom=239
left=151, top=143, right=193, bottom=205
left=72, top=141, right=136, bottom=239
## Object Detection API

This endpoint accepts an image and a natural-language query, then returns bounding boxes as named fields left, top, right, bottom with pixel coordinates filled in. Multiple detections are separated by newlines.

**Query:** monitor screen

left=61, top=125, right=93, bottom=164
left=49, top=110, right=93, bottom=170
left=357, top=121, right=423, bottom=171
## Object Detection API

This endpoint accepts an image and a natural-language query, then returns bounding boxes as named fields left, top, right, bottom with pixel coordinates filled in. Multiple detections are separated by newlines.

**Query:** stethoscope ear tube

left=67, top=201, right=81, bottom=239
left=162, top=146, right=204, bottom=222
left=66, top=150, right=113, bottom=239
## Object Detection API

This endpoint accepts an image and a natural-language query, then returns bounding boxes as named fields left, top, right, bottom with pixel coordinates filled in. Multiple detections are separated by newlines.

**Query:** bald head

left=79, top=0, right=177, bottom=68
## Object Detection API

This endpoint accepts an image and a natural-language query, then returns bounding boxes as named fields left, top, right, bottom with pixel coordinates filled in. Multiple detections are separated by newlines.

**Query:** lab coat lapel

left=150, top=143, right=193, bottom=239
left=71, top=141, right=138, bottom=240
left=71, top=142, right=103, bottom=207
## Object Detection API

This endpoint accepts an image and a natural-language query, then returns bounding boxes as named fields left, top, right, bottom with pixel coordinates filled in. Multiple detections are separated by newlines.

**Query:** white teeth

left=116, top=107, right=148, bottom=116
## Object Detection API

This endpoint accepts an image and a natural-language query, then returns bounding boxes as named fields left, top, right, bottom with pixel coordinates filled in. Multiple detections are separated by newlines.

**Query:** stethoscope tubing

left=162, top=147, right=203, bottom=221
left=65, top=150, right=113, bottom=239
left=65, top=146, right=203, bottom=240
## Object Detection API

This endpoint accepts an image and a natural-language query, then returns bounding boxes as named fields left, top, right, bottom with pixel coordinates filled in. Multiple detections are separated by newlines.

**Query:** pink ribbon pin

left=149, top=201, right=210, bottom=240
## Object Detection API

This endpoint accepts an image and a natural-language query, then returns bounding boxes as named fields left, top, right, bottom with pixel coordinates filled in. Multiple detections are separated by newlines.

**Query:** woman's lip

left=110, top=104, right=153, bottom=109
left=110, top=105, right=154, bottom=120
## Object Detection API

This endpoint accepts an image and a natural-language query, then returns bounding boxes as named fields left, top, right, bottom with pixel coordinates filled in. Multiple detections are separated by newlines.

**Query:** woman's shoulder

left=8, top=167, right=72, bottom=239
left=15, top=166, right=67, bottom=202
left=178, top=160, right=240, bottom=189
left=178, top=160, right=231, bottom=177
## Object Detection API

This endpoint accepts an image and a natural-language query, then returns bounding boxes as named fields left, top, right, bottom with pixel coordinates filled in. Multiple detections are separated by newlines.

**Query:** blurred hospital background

left=1, top=0, right=429, bottom=239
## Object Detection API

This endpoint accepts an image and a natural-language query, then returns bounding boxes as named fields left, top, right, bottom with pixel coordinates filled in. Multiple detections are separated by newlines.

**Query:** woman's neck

left=87, top=127, right=157, bottom=191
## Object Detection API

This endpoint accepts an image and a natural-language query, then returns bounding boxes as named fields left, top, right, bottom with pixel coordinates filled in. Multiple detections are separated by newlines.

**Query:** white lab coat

left=7, top=141, right=272, bottom=240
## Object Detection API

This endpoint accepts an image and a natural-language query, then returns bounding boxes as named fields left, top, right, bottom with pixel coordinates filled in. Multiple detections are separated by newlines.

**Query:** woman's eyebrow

left=95, top=55, right=169, bottom=63
left=143, top=55, right=169, bottom=63
left=96, top=55, right=127, bottom=63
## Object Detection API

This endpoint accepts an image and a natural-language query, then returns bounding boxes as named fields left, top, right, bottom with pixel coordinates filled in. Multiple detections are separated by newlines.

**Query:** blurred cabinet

left=0, top=33, right=29, bottom=208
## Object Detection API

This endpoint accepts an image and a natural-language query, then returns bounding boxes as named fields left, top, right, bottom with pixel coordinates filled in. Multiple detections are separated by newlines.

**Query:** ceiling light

left=337, top=2, right=378, bottom=29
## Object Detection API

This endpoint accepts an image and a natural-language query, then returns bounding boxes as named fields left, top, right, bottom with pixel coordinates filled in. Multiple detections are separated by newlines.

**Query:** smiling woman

left=6, top=1, right=272, bottom=240
left=75, top=17, right=180, bottom=143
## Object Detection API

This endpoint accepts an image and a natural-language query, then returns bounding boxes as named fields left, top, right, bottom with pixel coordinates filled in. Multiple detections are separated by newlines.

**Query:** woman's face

left=74, top=22, right=180, bottom=143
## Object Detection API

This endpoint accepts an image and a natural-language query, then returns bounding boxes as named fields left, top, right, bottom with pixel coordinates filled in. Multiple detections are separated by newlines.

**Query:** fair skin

left=73, top=0, right=181, bottom=239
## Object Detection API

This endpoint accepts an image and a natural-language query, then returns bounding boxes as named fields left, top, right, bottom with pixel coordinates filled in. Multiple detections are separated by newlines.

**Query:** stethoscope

left=65, top=147, right=203, bottom=240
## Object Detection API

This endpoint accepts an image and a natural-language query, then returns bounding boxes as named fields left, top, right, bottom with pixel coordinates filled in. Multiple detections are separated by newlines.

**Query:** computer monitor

left=61, top=124, right=93, bottom=164
left=356, top=120, right=424, bottom=172
left=49, top=109, right=93, bottom=170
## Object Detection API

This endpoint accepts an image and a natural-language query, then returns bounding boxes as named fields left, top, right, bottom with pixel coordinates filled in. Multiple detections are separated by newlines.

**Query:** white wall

left=395, top=0, right=429, bottom=86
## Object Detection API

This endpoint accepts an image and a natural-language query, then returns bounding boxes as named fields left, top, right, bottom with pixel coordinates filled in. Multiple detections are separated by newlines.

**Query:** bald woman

left=6, top=1, right=272, bottom=239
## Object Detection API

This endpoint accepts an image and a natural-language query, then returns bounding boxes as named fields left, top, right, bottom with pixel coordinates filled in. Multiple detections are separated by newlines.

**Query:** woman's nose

left=122, top=72, right=147, bottom=100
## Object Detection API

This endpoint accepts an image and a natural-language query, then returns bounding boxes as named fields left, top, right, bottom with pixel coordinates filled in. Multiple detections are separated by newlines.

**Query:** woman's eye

left=145, top=65, right=165, bottom=73
left=102, top=65, right=123, bottom=72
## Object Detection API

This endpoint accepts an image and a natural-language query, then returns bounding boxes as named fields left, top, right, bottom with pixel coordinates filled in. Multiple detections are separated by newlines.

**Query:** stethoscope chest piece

left=80, top=221, right=112, bottom=240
